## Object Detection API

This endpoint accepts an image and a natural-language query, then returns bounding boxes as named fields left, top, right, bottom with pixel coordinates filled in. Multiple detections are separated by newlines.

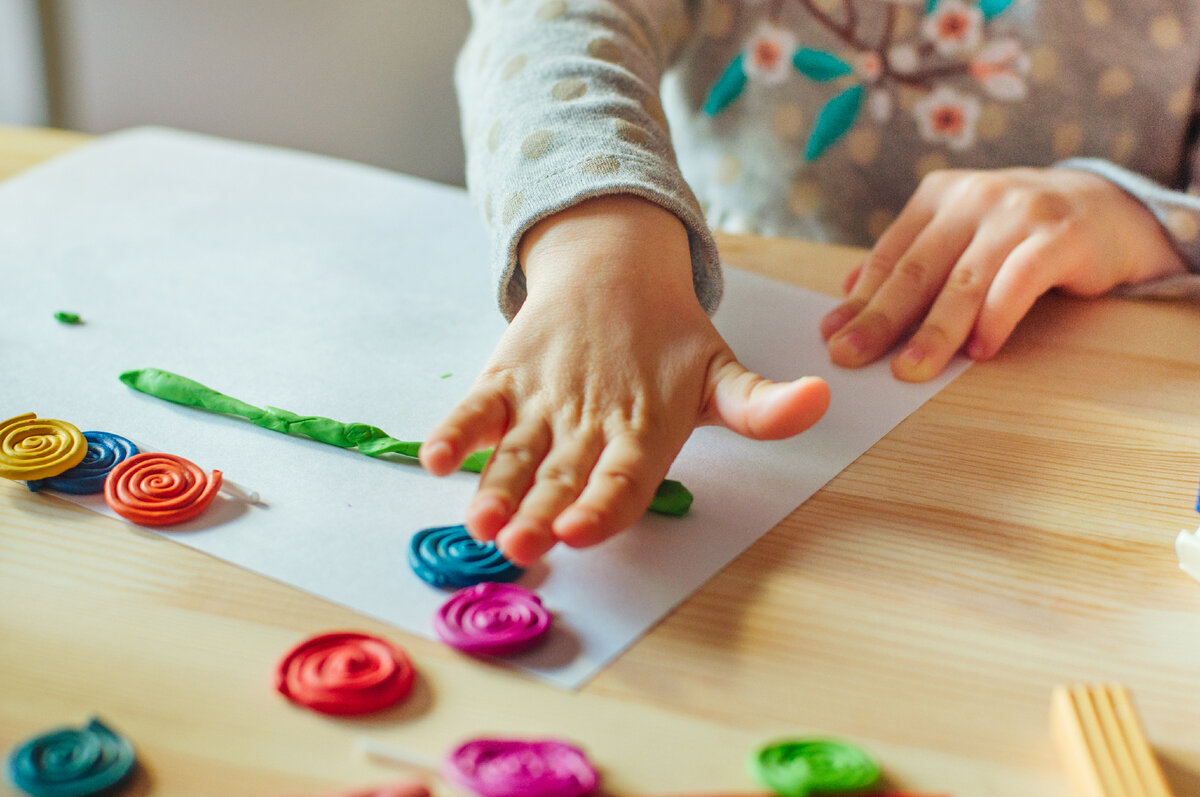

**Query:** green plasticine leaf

left=54, top=311, right=82, bottom=324
left=791, top=48, right=852, bottom=82
left=805, top=85, right=864, bottom=161
left=703, top=53, right=748, bottom=116
left=118, top=368, right=692, bottom=516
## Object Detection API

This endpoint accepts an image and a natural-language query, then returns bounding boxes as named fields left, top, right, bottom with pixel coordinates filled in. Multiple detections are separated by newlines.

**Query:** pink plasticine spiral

left=443, top=738, right=599, bottom=797
left=433, top=582, right=551, bottom=656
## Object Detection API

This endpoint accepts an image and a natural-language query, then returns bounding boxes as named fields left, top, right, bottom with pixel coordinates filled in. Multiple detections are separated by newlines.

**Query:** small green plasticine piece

left=54, top=311, right=82, bottom=324
left=118, top=367, right=692, bottom=516
left=649, top=479, right=693, bottom=516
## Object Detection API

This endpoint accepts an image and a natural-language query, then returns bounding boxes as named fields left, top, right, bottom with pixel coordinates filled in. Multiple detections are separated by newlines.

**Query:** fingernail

left=832, top=330, right=867, bottom=358
left=466, top=494, right=509, bottom=536
left=898, top=343, right=926, bottom=367
left=422, top=440, right=452, bottom=464
left=555, top=506, right=598, bottom=538
left=820, top=309, right=852, bottom=339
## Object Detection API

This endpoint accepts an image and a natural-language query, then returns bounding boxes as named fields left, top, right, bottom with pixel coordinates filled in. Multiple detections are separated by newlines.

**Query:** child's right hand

left=420, top=195, right=830, bottom=565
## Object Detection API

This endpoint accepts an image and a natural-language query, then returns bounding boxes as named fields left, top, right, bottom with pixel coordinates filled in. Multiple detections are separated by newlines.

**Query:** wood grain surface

left=2, top=126, right=1198, bottom=797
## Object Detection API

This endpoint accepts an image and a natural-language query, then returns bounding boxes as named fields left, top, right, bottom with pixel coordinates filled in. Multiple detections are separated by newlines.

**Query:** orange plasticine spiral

left=0, top=412, right=87, bottom=481
left=104, top=452, right=222, bottom=526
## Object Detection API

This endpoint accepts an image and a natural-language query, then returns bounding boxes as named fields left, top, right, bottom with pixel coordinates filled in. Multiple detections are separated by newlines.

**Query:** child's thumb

left=706, top=361, right=830, bottom=440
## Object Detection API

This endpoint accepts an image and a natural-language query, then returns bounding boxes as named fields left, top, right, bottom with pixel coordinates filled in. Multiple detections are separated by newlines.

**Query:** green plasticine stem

left=117, top=368, right=691, bottom=516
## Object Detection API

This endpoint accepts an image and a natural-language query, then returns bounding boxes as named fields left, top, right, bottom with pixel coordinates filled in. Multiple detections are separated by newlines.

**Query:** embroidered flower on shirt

left=702, top=0, right=1025, bottom=160
left=744, top=24, right=798, bottom=84
left=969, top=38, right=1030, bottom=100
left=913, top=86, right=981, bottom=149
left=922, top=0, right=984, bottom=57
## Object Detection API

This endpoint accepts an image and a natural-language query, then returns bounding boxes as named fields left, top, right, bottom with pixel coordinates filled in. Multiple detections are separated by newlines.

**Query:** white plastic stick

left=355, top=737, right=441, bottom=776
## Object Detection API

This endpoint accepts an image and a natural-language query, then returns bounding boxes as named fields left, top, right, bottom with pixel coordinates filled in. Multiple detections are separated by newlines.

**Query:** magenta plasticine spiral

left=275, top=631, right=415, bottom=715
left=443, top=738, right=598, bottom=797
left=433, top=582, right=551, bottom=656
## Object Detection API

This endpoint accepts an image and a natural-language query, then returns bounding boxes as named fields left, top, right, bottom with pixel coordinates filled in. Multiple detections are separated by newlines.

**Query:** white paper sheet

left=1, top=129, right=968, bottom=687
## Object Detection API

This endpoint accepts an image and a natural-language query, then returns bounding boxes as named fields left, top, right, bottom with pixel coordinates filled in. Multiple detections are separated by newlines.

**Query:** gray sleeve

left=456, top=0, right=720, bottom=320
left=1057, top=157, right=1200, bottom=300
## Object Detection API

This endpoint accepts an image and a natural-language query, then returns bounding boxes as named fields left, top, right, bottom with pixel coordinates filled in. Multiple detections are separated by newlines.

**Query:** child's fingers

left=490, top=435, right=603, bottom=564
left=820, top=184, right=942, bottom=340
left=968, top=230, right=1072, bottom=361
left=421, top=390, right=509, bottom=476
left=840, top=263, right=864, bottom=295
left=705, top=362, right=830, bottom=440
left=826, top=213, right=974, bottom=368
left=465, top=420, right=552, bottom=541
left=890, top=217, right=1026, bottom=382
left=553, top=432, right=670, bottom=549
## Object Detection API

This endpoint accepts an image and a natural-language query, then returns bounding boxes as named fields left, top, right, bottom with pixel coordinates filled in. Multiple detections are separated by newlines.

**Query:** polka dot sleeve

left=456, top=0, right=722, bottom=320
left=1058, top=157, right=1200, bottom=298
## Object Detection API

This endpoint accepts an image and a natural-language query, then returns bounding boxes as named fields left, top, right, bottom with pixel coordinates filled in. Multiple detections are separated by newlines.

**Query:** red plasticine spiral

left=103, top=452, right=222, bottom=526
left=275, top=631, right=415, bottom=715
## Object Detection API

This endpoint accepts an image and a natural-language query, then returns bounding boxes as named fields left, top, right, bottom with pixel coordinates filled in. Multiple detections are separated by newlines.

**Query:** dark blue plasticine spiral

left=408, top=524, right=523, bottom=589
left=7, top=717, right=136, bottom=797
left=25, top=431, right=138, bottom=494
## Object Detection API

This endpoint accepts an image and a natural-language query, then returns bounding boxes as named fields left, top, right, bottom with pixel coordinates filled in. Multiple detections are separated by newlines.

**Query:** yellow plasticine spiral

left=0, top=412, right=88, bottom=481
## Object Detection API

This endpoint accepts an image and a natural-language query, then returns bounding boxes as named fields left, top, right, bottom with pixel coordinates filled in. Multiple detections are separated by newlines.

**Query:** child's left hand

left=819, top=167, right=1188, bottom=381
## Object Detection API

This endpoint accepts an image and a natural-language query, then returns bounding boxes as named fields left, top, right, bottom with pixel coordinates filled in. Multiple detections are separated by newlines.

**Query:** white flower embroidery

left=913, top=86, right=981, bottom=150
left=922, top=0, right=983, bottom=57
left=743, top=24, right=797, bottom=85
left=969, top=38, right=1031, bottom=100
left=869, top=89, right=894, bottom=122
left=888, top=43, right=919, bottom=74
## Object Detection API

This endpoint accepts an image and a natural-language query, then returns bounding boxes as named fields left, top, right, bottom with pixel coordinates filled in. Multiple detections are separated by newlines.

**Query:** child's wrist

left=518, top=194, right=697, bottom=302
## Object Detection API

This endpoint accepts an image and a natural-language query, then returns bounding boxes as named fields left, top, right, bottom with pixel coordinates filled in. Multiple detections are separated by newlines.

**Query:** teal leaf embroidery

left=791, top=48, right=853, bottom=82
left=805, top=84, right=864, bottom=161
left=978, top=0, right=1014, bottom=18
left=703, top=53, right=747, bottom=116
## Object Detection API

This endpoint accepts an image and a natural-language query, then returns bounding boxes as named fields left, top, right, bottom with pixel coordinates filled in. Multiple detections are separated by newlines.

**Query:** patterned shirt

left=457, top=0, right=1200, bottom=318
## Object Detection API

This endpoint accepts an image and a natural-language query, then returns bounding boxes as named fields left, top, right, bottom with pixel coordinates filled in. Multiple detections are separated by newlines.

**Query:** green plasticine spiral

left=119, top=368, right=691, bottom=516
left=749, top=739, right=881, bottom=797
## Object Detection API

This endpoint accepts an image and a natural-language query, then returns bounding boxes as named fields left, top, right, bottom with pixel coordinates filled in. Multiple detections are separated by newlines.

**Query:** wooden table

left=2, top=125, right=1198, bottom=797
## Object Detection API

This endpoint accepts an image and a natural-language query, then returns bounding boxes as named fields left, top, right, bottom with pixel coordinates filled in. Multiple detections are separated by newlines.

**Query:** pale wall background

left=39, top=0, right=472, bottom=186
left=0, top=0, right=48, bottom=125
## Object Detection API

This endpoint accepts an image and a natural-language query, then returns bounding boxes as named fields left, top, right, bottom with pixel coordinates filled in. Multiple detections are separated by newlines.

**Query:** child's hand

left=820, top=167, right=1188, bottom=381
left=421, top=195, right=830, bottom=564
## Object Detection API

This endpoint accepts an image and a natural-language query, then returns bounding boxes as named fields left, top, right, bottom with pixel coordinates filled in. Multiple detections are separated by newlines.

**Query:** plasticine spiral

left=748, top=739, right=881, bottom=797
left=0, top=413, right=87, bottom=482
left=275, top=631, right=415, bottom=715
left=26, top=431, right=139, bottom=494
left=311, top=783, right=429, bottom=797
left=408, top=524, right=523, bottom=589
left=434, top=582, right=551, bottom=656
left=6, top=717, right=136, bottom=797
left=444, top=738, right=599, bottom=797
left=103, top=452, right=222, bottom=526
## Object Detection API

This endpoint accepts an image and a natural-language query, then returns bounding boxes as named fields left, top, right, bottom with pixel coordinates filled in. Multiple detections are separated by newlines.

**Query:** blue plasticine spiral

left=408, top=524, right=523, bottom=589
left=26, top=431, right=138, bottom=494
left=7, top=717, right=136, bottom=797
